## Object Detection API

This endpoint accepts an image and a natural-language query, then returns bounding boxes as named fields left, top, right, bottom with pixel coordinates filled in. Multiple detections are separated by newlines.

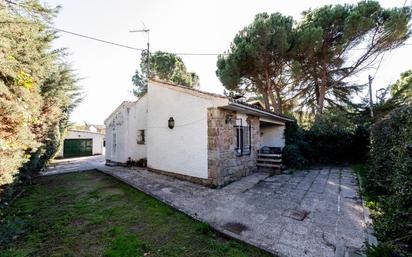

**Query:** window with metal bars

left=235, top=119, right=251, bottom=156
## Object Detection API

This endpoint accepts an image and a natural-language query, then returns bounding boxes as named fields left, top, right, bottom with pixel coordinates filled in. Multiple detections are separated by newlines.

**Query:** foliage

left=132, top=51, right=199, bottom=97
left=282, top=144, right=309, bottom=169
left=366, top=243, right=395, bottom=257
left=0, top=171, right=274, bottom=257
left=305, top=108, right=370, bottom=163
left=0, top=217, right=25, bottom=246
left=368, top=70, right=412, bottom=122
left=216, top=13, right=294, bottom=113
left=283, top=108, right=369, bottom=168
left=0, top=1, right=80, bottom=188
left=283, top=121, right=311, bottom=169
left=390, top=69, right=412, bottom=104
left=366, top=106, right=412, bottom=255
left=293, top=1, right=411, bottom=117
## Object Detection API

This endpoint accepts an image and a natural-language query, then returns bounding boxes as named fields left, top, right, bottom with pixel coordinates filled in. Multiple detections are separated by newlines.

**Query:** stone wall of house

left=208, top=108, right=261, bottom=187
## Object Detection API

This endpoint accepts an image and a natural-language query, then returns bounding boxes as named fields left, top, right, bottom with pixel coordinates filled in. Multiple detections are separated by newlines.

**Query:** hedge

left=367, top=106, right=412, bottom=256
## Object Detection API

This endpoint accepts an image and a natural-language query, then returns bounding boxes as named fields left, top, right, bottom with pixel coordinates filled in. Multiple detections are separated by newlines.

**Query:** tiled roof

left=149, top=78, right=227, bottom=99
left=230, top=100, right=295, bottom=122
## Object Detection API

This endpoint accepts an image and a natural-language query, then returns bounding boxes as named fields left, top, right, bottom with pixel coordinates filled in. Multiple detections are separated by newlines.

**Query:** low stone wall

left=208, top=108, right=260, bottom=187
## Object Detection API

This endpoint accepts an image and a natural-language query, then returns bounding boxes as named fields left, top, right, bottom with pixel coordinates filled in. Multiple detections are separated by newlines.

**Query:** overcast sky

left=46, top=0, right=412, bottom=125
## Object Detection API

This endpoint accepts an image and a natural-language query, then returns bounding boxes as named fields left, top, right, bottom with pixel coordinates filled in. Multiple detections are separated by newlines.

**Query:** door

left=63, top=139, right=93, bottom=158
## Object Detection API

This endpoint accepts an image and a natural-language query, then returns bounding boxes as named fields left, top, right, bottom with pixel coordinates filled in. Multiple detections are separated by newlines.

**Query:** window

left=235, top=120, right=251, bottom=156
left=137, top=129, right=145, bottom=144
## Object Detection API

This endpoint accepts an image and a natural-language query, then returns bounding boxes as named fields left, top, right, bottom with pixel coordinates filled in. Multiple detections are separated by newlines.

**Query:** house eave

left=68, top=129, right=105, bottom=135
left=222, top=102, right=295, bottom=123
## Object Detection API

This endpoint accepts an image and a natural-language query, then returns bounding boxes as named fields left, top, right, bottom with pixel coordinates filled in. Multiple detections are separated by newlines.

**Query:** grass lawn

left=0, top=170, right=274, bottom=257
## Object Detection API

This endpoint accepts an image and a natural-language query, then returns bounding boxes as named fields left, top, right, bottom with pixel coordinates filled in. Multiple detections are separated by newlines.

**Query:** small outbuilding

left=56, top=129, right=105, bottom=158
left=105, top=79, right=293, bottom=187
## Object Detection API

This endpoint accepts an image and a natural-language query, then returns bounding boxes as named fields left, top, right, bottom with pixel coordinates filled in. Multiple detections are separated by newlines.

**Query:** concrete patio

left=45, top=156, right=367, bottom=257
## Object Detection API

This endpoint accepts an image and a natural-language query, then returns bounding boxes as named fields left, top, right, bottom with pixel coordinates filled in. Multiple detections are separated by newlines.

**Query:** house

left=86, top=123, right=106, bottom=134
left=104, top=79, right=293, bottom=187
left=56, top=129, right=105, bottom=158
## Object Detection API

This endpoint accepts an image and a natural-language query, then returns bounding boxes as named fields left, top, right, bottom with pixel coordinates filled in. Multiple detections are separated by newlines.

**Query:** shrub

left=283, top=108, right=369, bottom=168
left=367, top=105, right=412, bottom=256
left=282, top=144, right=309, bottom=169
left=366, top=243, right=395, bottom=257
left=307, top=108, right=369, bottom=163
left=283, top=121, right=311, bottom=169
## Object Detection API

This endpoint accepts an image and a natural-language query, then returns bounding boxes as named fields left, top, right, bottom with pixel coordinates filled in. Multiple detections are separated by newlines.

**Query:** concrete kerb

left=96, top=168, right=284, bottom=257
left=354, top=169, right=378, bottom=248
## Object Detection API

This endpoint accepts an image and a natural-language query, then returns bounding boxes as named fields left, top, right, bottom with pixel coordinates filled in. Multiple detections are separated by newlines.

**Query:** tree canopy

left=217, top=1, right=411, bottom=118
left=132, top=51, right=199, bottom=97
left=293, top=1, right=411, bottom=117
left=0, top=0, right=81, bottom=187
left=216, top=13, right=294, bottom=113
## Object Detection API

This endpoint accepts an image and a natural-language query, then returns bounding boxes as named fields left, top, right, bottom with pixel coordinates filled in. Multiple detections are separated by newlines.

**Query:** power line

left=169, top=52, right=228, bottom=56
left=0, top=20, right=146, bottom=51
left=2, top=0, right=412, bottom=56
left=53, top=28, right=145, bottom=51
left=2, top=0, right=145, bottom=51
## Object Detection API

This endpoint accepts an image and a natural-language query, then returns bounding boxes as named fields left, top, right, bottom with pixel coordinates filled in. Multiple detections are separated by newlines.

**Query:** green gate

left=63, top=139, right=93, bottom=158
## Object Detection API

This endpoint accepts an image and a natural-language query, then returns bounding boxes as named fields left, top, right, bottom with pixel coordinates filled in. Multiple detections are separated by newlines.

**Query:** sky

left=45, top=0, right=412, bottom=125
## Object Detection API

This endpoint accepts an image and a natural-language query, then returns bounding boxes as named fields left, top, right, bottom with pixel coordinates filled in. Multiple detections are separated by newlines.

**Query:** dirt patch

left=282, top=208, right=310, bottom=221
left=100, top=187, right=125, bottom=198
left=223, top=222, right=249, bottom=235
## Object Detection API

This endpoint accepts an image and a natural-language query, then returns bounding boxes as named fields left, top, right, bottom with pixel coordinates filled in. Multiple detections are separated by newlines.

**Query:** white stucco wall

left=147, top=81, right=227, bottom=179
left=260, top=125, right=285, bottom=148
left=104, top=97, right=148, bottom=163
left=56, top=130, right=105, bottom=157
left=125, top=96, right=147, bottom=161
left=105, top=102, right=130, bottom=163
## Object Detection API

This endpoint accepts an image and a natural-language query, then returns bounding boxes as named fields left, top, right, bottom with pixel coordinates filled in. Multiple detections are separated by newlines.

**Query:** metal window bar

left=235, top=119, right=251, bottom=155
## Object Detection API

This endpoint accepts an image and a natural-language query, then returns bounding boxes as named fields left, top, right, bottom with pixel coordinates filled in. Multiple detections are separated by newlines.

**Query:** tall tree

left=0, top=0, right=81, bottom=187
left=292, top=1, right=411, bottom=117
left=216, top=13, right=294, bottom=113
left=132, top=51, right=199, bottom=97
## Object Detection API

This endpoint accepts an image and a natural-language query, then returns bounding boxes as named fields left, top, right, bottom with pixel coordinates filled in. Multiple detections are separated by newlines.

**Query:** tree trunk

left=268, top=89, right=279, bottom=113
left=257, top=83, right=270, bottom=110
left=316, top=83, right=326, bottom=118
left=274, top=88, right=283, bottom=114
left=262, top=93, right=270, bottom=110
left=264, top=68, right=278, bottom=112
left=316, top=48, right=328, bottom=119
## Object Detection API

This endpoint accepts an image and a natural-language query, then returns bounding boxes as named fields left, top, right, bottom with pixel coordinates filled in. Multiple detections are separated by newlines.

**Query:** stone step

left=257, top=158, right=282, bottom=163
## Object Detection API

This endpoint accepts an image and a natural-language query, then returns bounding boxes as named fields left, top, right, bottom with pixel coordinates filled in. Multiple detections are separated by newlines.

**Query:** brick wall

left=208, top=108, right=260, bottom=187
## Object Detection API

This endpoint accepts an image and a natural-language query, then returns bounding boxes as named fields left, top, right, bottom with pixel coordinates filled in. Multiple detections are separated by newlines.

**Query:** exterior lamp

left=168, top=117, right=175, bottom=129
left=225, top=114, right=233, bottom=124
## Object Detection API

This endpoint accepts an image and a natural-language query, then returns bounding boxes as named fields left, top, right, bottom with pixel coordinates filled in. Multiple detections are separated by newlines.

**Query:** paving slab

left=43, top=157, right=367, bottom=257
